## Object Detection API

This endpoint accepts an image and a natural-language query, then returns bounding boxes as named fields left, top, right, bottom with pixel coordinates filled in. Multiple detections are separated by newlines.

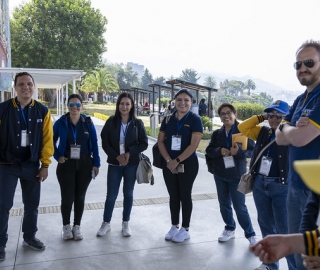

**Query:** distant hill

left=198, top=72, right=299, bottom=104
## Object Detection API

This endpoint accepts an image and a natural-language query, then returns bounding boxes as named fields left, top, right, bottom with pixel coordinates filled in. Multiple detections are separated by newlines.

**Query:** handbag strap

left=249, top=139, right=275, bottom=172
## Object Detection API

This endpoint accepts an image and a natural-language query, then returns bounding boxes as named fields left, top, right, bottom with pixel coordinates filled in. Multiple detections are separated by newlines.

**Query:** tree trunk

left=97, top=92, right=104, bottom=102
left=44, top=89, right=56, bottom=108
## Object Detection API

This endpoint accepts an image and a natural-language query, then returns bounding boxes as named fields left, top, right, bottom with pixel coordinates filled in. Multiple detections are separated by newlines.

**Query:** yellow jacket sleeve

left=40, top=110, right=54, bottom=167
left=238, top=115, right=264, bottom=141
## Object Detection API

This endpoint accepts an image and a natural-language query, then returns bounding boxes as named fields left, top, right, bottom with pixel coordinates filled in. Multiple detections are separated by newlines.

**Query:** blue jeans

left=253, top=175, right=296, bottom=270
left=213, top=174, right=255, bottom=238
left=0, top=163, right=40, bottom=247
left=287, top=187, right=310, bottom=270
left=103, top=164, right=138, bottom=223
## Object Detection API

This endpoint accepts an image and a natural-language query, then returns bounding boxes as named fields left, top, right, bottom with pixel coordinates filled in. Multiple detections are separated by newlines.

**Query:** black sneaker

left=22, top=238, right=45, bottom=251
left=0, top=246, right=5, bottom=261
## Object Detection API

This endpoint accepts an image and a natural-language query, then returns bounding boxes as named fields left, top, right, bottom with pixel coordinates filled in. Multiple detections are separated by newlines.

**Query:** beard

left=298, top=67, right=320, bottom=86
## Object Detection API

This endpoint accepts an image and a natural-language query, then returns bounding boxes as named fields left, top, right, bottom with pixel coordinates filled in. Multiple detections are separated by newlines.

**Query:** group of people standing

left=1, top=39, right=320, bottom=270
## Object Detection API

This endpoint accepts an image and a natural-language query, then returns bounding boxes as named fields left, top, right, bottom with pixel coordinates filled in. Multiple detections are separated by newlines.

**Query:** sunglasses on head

left=267, top=113, right=284, bottom=119
left=69, top=101, right=81, bottom=108
left=293, top=59, right=316, bottom=70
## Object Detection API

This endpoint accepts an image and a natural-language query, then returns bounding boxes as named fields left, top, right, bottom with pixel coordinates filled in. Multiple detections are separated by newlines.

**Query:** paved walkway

left=1, top=116, right=289, bottom=270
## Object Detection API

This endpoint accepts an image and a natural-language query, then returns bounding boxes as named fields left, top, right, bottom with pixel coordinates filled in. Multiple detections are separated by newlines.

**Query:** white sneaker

left=62, top=224, right=73, bottom=240
left=72, top=225, right=83, bottom=240
left=122, top=221, right=131, bottom=237
left=172, top=227, right=190, bottom=243
left=254, top=264, right=271, bottom=270
left=97, top=222, right=111, bottom=237
left=248, top=236, right=257, bottom=247
left=218, top=230, right=235, bottom=242
left=165, top=225, right=179, bottom=241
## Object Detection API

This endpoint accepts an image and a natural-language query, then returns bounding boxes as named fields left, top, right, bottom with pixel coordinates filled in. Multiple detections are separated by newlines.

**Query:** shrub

left=200, top=116, right=213, bottom=129
left=233, top=103, right=264, bottom=120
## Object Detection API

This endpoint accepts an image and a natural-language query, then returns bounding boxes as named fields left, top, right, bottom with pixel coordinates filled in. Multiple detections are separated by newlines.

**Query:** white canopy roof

left=0, top=67, right=86, bottom=88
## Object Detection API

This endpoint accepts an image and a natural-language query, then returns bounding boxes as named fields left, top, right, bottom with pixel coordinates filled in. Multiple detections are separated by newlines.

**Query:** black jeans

left=162, top=158, right=199, bottom=228
left=56, top=155, right=92, bottom=226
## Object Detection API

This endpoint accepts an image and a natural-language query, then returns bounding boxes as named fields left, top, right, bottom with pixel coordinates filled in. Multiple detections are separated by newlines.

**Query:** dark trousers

left=162, top=158, right=199, bottom=228
left=0, top=163, right=40, bottom=247
left=56, top=156, right=92, bottom=226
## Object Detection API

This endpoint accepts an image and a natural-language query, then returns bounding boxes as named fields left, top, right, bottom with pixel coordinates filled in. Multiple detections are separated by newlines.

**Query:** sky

left=8, top=0, right=320, bottom=92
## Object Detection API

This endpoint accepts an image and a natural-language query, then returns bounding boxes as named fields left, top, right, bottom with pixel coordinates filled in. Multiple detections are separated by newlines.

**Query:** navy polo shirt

left=284, top=83, right=320, bottom=190
left=159, top=111, right=203, bottom=161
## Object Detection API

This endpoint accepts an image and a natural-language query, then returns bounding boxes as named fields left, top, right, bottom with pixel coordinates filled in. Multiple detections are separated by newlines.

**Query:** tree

left=10, top=0, right=107, bottom=107
left=81, top=69, right=118, bottom=102
left=245, top=79, right=256, bottom=95
left=179, top=68, right=200, bottom=83
left=204, top=76, right=217, bottom=88
left=140, top=68, right=153, bottom=90
left=153, top=76, right=166, bottom=85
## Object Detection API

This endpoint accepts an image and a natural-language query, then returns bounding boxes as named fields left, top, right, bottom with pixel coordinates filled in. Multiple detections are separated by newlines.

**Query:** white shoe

left=248, top=236, right=257, bottom=247
left=122, top=221, right=131, bottom=237
left=62, top=224, right=73, bottom=240
left=97, top=222, right=111, bottom=237
left=218, top=230, right=235, bottom=242
left=254, top=263, right=271, bottom=270
left=172, top=227, right=190, bottom=243
left=72, top=225, right=83, bottom=240
left=165, top=225, right=179, bottom=241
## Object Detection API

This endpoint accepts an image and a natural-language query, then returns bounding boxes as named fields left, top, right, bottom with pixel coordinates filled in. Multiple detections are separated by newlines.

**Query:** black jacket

left=300, top=192, right=319, bottom=232
left=205, top=121, right=255, bottom=179
left=101, top=116, right=148, bottom=165
left=250, top=126, right=289, bottom=184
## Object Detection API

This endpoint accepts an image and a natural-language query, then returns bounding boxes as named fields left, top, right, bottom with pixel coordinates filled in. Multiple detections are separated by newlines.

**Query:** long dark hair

left=113, top=92, right=136, bottom=126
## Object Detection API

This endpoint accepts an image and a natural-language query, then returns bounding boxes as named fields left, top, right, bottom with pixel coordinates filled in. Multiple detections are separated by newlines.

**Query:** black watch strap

left=176, top=157, right=180, bottom=163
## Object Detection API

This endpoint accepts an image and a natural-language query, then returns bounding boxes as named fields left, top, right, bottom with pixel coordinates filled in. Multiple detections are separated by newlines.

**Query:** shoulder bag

left=237, top=140, right=275, bottom=194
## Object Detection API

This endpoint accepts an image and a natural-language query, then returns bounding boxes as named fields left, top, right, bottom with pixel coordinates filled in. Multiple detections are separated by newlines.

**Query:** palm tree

left=82, top=68, right=119, bottom=102
left=245, top=79, right=256, bottom=96
left=204, top=76, right=217, bottom=88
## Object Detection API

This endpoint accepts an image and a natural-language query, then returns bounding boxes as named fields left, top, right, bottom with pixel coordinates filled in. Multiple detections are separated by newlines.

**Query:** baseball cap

left=264, top=100, right=290, bottom=114
left=294, top=160, right=320, bottom=194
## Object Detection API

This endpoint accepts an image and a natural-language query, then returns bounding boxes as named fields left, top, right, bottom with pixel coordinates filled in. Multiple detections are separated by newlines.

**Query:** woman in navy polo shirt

left=157, top=89, right=203, bottom=243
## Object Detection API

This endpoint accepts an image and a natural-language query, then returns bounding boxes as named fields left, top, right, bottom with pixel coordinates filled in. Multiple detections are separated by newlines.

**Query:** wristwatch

left=175, top=157, right=181, bottom=163
left=279, top=122, right=286, bottom=132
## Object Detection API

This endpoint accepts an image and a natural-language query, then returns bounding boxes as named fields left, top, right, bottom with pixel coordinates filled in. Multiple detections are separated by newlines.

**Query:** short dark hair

left=217, top=102, right=236, bottom=116
left=174, top=89, right=193, bottom=100
left=14, top=72, right=35, bottom=86
left=296, top=40, right=320, bottom=59
left=68, top=94, right=83, bottom=104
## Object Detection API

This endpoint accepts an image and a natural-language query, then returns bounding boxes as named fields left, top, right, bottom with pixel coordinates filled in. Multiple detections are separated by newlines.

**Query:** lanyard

left=121, top=120, right=130, bottom=137
left=68, top=119, right=77, bottom=144
left=176, top=111, right=191, bottom=135
left=19, top=104, right=28, bottom=130
left=299, top=89, right=320, bottom=118
left=225, top=124, right=235, bottom=148
left=266, top=134, right=275, bottom=156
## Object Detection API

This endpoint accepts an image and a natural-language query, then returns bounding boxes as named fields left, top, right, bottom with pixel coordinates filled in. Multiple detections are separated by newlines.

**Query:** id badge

left=171, top=135, right=181, bottom=151
left=223, top=156, right=235, bottom=168
left=259, top=156, right=273, bottom=176
left=70, top=144, right=81, bottom=159
left=120, top=143, right=125, bottom=155
left=21, top=130, right=29, bottom=147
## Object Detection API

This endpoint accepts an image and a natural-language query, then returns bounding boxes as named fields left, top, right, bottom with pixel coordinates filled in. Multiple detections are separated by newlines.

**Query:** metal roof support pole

left=64, top=82, right=68, bottom=115
left=61, top=85, right=64, bottom=115
left=73, top=79, right=76, bottom=94
left=56, top=87, right=60, bottom=116
left=158, top=86, right=161, bottom=114
left=196, top=91, right=199, bottom=104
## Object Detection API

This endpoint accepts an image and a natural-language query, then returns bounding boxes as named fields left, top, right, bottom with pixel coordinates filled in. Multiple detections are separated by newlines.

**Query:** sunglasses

left=267, top=113, right=285, bottom=119
left=293, top=59, right=316, bottom=70
left=69, top=101, right=81, bottom=108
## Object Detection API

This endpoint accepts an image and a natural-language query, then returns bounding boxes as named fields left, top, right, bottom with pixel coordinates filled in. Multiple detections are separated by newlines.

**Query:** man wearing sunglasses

left=0, top=72, right=54, bottom=261
left=275, top=40, right=320, bottom=270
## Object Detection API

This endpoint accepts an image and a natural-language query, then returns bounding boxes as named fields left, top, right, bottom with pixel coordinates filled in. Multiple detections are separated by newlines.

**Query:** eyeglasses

left=267, top=113, right=285, bottom=119
left=293, top=59, right=316, bottom=70
left=220, top=111, right=232, bottom=117
left=69, top=102, right=81, bottom=108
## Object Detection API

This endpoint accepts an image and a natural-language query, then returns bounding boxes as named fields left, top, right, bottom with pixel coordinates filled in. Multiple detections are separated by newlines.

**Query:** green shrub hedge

left=233, top=102, right=264, bottom=120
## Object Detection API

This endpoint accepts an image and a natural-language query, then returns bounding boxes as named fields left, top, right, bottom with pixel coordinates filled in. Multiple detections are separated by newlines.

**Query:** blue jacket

left=300, top=192, right=319, bottom=232
left=53, top=113, right=100, bottom=167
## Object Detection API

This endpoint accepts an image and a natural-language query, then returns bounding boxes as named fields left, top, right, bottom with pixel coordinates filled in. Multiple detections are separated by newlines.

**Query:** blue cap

left=264, top=100, right=290, bottom=114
